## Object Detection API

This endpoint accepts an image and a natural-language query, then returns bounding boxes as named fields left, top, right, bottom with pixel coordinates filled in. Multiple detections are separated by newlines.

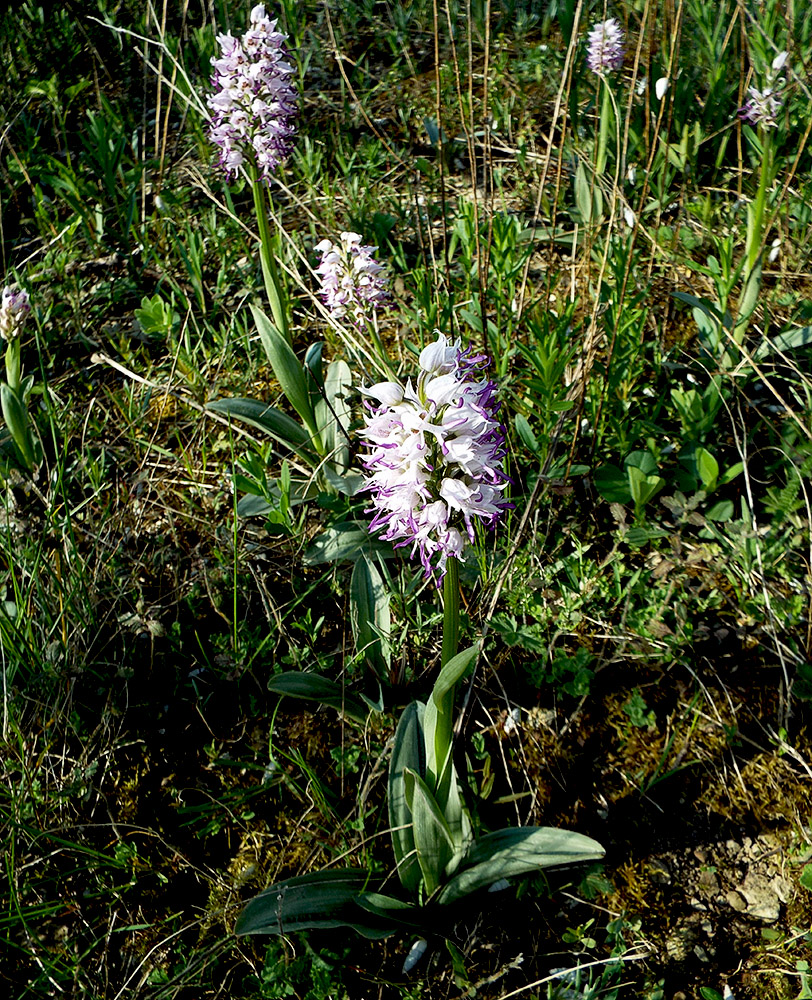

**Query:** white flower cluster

left=207, top=4, right=297, bottom=181
left=314, top=232, right=390, bottom=325
left=586, top=17, right=625, bottom=75
left=360, top=334, right=511, bottom=581
left=0, top=286, right=30, bottom=341
left=740, top=51, right=789, bottom=128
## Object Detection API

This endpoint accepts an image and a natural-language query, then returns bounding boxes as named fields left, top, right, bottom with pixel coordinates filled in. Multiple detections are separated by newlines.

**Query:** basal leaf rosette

left=359, top=334, right=511, bottom=581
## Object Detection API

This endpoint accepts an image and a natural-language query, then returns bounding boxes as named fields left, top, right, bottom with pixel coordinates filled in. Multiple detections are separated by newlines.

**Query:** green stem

left=441, top=555, right=460, bottom=668
left=428, top=555, right=461, bottom=803
left=250, top=167, right=290, bottom=345
left=5, top=340, right=21, bottom=394
left=733, top=130, right=773, bottom=349
left=596, top=78, right=612, bottom=177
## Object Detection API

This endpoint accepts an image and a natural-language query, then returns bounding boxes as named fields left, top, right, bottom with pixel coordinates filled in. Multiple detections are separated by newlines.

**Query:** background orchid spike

left=207, top=3, right=297, bottom=182
left=315, top=232, right=390, bottom=325
left=739, top=52, right=788, bottom=128
left=586, top=17, right=625, bottom=75
left=0, top=287, right=30, bottom=341
left=359, top=333, right=511, bottom=582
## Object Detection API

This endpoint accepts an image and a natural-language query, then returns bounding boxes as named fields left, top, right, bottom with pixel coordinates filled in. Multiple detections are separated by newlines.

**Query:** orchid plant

left=234, top=336, right=605, bottom=945
left=0, top=286, right=38, bottom=473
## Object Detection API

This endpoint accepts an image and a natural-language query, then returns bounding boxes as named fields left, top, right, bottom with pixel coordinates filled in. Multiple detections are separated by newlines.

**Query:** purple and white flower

left=359, top=334, right=511, bottom=581
left=207, top=4, right=297, bottom=182
left=739, top=50, right=789, bottom=128
left=0, top=287, right=30, bottom=341
left=586, top=17, right=625, bottom=75
left=315, top=232, right=389, bottom=325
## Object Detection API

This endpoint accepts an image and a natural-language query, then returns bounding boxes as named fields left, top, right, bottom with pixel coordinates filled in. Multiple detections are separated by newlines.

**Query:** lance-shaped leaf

left=206, top=397, right=317, bottom=465
left=267, top=672, right=369, bottom=724
left=422, top=643, right=479, bottom=798
left=235, top=869, right=393, bottom=939
left=1, top=383, right=35, bottom=469
left=355, top=892, right=422, bottom=930
left=404, top=767, right=456, bottom=896
left=350, top=555, right=391, bottom=680
left=303, top=522, right=393, bottom=565
left=319, top=359, right=352, bottom=471
left=437, top=827, right=605, bottom=905
left=251, top=305, right=322, bottom=451
left=388, top=702, right=425, bottom=892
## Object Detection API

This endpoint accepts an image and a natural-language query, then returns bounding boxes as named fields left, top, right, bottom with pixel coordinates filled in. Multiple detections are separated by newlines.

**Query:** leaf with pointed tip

left=423, top=644, right=479, bottom=796
left=388, top=702, right=425, bottom=892
left=267, top=672, right=369, bottom=723
left=437, top=827, right=605, bottom=905
left=206, top=397, right=317, bottom=465
left=303, top=522, right=393, bottom=565
left=251, top=305, right=321, bottom=449
left=321, top=359, right=352, bottom=471
left=404, top=767, right=455, bottom=896
left=350, top=556, right=391, bottom=680
left=234, top=869, right=393, bottom=939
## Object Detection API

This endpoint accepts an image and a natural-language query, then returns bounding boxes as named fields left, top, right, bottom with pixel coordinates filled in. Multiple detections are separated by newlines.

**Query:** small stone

left=699, top=869, right=720, bottom=892
left=740, top=872, right=781, bottom=922
left=694, top=944, right=710, bottom=962
left=689, top=898, right=708, bottom=911
left=725, top=839, right=742, bottom=854
left=693, top=846, right=709, bottom=863
left=650, top=858, right=672, bottom=884
left=771, top=875, right=791, bottom=904
left=726, top=890, right=748, bottom=912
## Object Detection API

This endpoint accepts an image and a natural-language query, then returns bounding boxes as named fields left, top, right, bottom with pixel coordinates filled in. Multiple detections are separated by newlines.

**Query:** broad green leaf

left=719, top=461, right=743, bottom=486
left=442, top=760, right=473, bottom=873
left=404, top=767, right=455, bottom=896
left=705, top=500, right=734, bottom=522
left=437, top=827, right=605, bottom=905
left=355, top=892, right=421, bottom=928
left=695, top=447, right=719, bottom=490
left=267, top=672, right=369, bottom=723
left=236, top=494, right=277, bottom=517
left=321, top=359, right=352, bottom=471
left=1, top=383, right=35, bottom=469
left=514, top=414, right=538, bottom=453
left=302, top=522, right=392, bottom=566
left=671, top=292, right=722, bottom=321
left=206, top=397, right=317, bottom=466
left=350, top=556, right=391, bottom=680
left=735, top=254, right=761, bottom=334
left=574, top=160, right=601, bottom=225
left=235, top=869, right=393, bottom=939
left=624, top=450, right=657, bottom=475
left=593, top=463, right=631, bottom=503
left=322, top=467, right=365, bottom=497
left=423, top=644, right=479, bottom=794
left=754, top=324, right=812, bottom=361
left=388, top=702, right=425, bottom=891
left=251, top=305, right=321, bottom=450
left=627, top=466, right=665, bottom=509
left=304, top=341, right=324, bottom=388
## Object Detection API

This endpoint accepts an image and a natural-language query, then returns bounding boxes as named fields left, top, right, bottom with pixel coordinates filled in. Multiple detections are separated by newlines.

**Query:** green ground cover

left=1, top=1, right=811, bottom=997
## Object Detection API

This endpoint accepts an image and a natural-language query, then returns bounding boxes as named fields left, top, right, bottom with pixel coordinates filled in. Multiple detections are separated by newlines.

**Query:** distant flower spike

left=586, top=17, right=625, bottom=75
left=0, top=287, right=30, bottom=341
left=359, top=334, right=511, bottom=582
left=207, top=4, right=297, bottom=181
left=739, top=86, right=783, bottom=127
left=315, top=232, right=390, bottom=325
left=739, top=50, right=789, bottom=128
